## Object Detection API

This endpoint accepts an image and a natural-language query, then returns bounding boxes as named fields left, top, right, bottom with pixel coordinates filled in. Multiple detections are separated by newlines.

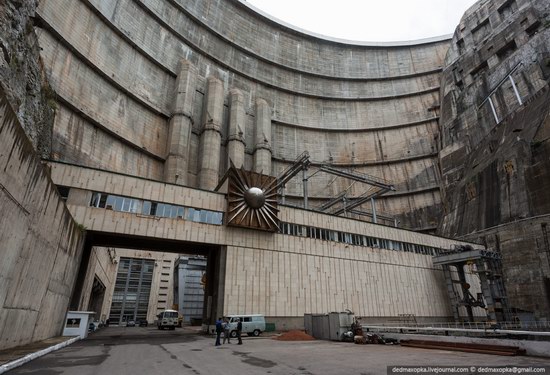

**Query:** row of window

left=90, top=192, right=223, bottom=225
left=88, top=193, right=437, bottom=255
left=280, top=222, right=439, bottom=256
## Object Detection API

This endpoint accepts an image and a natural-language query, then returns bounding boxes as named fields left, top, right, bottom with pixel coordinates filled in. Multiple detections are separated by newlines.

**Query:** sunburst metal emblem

left=227, top=162, right=279, bottom=232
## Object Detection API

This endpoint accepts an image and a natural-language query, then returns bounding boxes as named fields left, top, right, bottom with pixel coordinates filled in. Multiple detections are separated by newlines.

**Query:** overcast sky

left=245, top=0, right=478, bottom=42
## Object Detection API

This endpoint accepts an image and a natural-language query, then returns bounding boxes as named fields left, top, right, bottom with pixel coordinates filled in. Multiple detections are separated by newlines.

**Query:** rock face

left=438, top=0, right=550, bottom=318
left=0, top=0, right=54, bottom=157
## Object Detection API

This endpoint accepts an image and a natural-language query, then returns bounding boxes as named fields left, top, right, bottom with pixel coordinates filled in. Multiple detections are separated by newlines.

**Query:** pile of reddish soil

left=274, top=330, right=315, bottom=341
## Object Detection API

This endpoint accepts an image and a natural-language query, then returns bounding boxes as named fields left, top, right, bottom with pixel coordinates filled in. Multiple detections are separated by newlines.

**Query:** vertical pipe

left=509, top=75, right=523, bottom=106
left=199, top=77, right=224, bottom=190
left=227, top=89, right=246, bottom=168
left=303, top=167, right=308, bottom=209
left=253, top=99, right=272, bottom=175
left=343, top=196, right=347, bottom=216
left=371, top=198, right=377, bottom=224
left=165, top=60, right=197, bottom=185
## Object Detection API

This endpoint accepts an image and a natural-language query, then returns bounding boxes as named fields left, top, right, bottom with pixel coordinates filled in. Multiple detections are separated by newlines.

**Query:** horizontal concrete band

left=176, top=0, right=450, bottom=72
left=47, top=0, right=448, bottom=102
left=150, top=0, right=449, bottom=79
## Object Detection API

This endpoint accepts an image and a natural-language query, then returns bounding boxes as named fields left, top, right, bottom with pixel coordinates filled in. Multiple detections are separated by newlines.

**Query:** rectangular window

left=122, top=198, right=131, bottom=212
left=344, top=233, right=352, bottom=245
left=150, top=202, right=158, bottom=216
left=142, top=201, right=151, bottom=215
left=129, top=199, right=139, bottom=213
left=57, top=186, right=70, bottom=201
left=105, top=195, right=115, bottom=209
left=187, top=208, right=200, bottom=222
left=200, top=210, right=208, bottom=223
left=169, top=205, right=178, bottom=218
left=114, top=196, right=124, bottom=211
left=97, top=194, right=107, bottom=208
left=90, top=192, right=101, bottom=207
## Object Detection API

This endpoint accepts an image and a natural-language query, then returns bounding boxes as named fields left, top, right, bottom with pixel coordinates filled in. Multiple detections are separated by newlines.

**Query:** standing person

left=237, top=318, right=243, bottom=345
left=222, top=317, right=231, bottom=344
left=215, top=317, right=223, bottom=346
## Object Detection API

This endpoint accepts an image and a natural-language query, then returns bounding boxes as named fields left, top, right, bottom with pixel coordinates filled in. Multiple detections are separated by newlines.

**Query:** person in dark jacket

left=215, top=317, right=223, bottom=346
left=237, top=318, right=243, bottom=345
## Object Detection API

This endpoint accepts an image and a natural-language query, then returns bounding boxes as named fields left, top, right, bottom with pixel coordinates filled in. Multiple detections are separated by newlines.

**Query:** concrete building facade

left=49, top=162, right=485, bottom=330
left=76, top=247, right=180, bottom=325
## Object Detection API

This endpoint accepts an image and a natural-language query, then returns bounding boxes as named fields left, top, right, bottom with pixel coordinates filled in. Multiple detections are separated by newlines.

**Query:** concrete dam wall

left=35, top=0, right=451, bottom=232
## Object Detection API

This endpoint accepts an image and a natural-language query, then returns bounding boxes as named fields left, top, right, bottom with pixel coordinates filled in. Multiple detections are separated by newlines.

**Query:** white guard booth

left=62, top=311, right=96, bottom=339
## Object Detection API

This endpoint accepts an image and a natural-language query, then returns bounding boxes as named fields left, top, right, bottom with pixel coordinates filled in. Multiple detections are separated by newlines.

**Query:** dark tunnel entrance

left=70, top=231, right=225, bottom=331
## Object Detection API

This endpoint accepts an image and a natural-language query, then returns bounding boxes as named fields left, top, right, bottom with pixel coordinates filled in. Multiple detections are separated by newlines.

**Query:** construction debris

left=274, top=330, right=315, bottom=341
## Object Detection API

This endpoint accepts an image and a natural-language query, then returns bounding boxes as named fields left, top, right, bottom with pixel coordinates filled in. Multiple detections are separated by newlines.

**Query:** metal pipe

left=303, top=167, right=308, bottom=210
left=371, top=198, right=377, bottom=224
left=488, top=96, right=499, bottom=123
left=343, top=196, right=347, bottom=216
left=509, top=75, right=523, bottom=105
left=363, top=325, right=550, bottom=336
left=478, top=61, right=522, bottom=108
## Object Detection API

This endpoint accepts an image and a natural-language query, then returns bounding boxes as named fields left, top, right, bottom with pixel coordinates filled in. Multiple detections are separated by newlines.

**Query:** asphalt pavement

left=7, top=326, right=549, bottom=375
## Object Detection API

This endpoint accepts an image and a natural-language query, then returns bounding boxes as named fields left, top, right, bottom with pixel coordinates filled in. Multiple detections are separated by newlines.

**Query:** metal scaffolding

left=433, top=245, right=511, bottom=323
left=271, top=151, right=397, bottom=224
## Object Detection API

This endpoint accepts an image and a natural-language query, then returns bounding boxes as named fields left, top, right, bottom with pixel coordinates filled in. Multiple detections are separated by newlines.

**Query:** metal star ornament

left=226, top=161, right=279, bottom=232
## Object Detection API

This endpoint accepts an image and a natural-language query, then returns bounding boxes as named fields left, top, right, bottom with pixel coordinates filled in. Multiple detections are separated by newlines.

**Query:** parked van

left=157, top=309, right=178, bottom=330
left=227, top=314, right=266, bottom=337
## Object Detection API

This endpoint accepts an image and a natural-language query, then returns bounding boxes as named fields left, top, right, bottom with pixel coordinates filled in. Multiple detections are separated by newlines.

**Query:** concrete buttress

left=165, top=60, right=197, bottom=185
left=227, top=89, right=246, bottom=168
left=253, top=98, right=272, bottom=175
left=199, top=77, right=224, bottom=190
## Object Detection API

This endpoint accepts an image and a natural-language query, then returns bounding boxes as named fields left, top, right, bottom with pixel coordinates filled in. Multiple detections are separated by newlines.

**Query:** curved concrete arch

left=37, top=0, right=451, bottom=229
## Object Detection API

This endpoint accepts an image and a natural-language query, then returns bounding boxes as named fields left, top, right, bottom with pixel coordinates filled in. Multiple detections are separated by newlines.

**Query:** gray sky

left=245, top=0, right=478, bottom=42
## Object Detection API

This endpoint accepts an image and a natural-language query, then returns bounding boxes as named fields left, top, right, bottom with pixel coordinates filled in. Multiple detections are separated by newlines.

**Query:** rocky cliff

left=0, top=0, right=54, bottom=157
left=438, top=0, right=550, bottom=318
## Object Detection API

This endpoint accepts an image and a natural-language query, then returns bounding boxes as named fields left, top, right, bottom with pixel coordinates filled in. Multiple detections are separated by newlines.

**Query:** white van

left=157, top=309, right=178, bottom=330
left=227, top=314, right=266, bottom=337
